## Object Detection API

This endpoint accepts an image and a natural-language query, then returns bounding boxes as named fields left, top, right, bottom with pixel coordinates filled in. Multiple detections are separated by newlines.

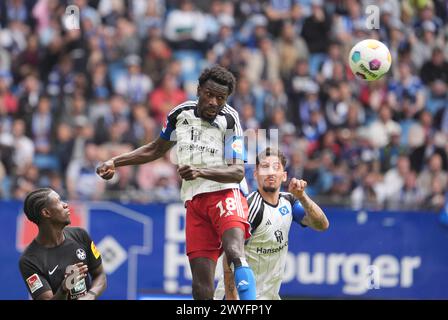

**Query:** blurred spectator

left=424, top=175, right=446, bottom=211
left=387, top=62, right=425, bottom=117
left=0, top=71, right=17, bottom=114
left=115, top=55, right=153, bottom=104
left=276, top=21, right=309, bottom=81
left=420, top=47, right=448, bottom=85
left=388, top=171, right=425, bottom=211
left=368, top=104, right=401, bottom=148
left=12, top=164, right=39, bottom=199
left=301, top=0, right=331, bottom=77
left=379, top=124, right=406, bottom=173
left=246, top=36, right=280, bottom=88
left=31, top=96, right=53, bottom=156
left=149, top=73, right=187, bottom=125
left=417, top=153, right=448, bottom=197
left=54, top=123, right=75, bottom=177
left=383, top=154, right=411, bottom=199
left=262, top=79, right=288, bottom=126
left=164, top=0, right=207, bottom=52
left=66, top=140, right=105, bottom=200
left=351, top=172, right=385, bottom=211
left=11, top=119, right=34, bottom=175
left=142, top=37, right=172, bottom=87
left=409, top=133, right=448, bottom=173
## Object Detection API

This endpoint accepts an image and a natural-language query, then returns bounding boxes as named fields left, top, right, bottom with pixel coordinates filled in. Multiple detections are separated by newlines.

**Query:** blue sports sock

left=234, top=265, right=256, bottom=300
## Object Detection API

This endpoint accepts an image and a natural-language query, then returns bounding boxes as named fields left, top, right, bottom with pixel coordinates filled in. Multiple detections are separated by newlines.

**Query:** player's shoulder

left=247, top=190, right=260, bottom=203
left=220, top=104, right=241, bottom=129
left=19, top=241, right=42, bottom=270
left=167, top=100, right=197, bottom=119
left=64, top=226, right=90, bottom=242
left=280, top=192, right=296, bottom=206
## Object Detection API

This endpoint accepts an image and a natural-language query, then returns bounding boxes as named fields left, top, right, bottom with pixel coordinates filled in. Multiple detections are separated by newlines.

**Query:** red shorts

left=185, top=188, right=251, bottom=262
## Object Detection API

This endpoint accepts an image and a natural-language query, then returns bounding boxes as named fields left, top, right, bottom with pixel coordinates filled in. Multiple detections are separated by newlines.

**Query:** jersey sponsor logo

left=70, top=278, right=87, bottom=299
left=76, top=248, right=87, bottom=260
left=256, top=242, right=288, bottom=255
left=279, top=205, right=290, bottom=216
left=48, top=265, right=59, bottom=275
left=91, top=241, right=101, bottom=259
left=178, top=144, right=218, bottom=155
left=26, top=273, right=43, bottom=293
left=231, top=138, right=243, bottom=154
left=274, top=230, right=284, bottom=243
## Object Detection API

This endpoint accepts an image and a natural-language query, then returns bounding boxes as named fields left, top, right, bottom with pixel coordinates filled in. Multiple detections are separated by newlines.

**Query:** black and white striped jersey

left=215, top=190, right=306, bottom=300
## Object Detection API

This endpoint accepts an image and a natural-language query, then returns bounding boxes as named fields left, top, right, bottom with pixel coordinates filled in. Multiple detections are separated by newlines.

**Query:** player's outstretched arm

left=97, top=137, right=175, bottom=180
left=288, top=178, right=330, bottom=231
left=178, top=162, right=244, bottom=183
left=223, top=254, right=239, bottom=300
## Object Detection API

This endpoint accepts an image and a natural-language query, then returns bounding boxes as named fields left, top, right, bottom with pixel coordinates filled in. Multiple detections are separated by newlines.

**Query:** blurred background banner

left=2, top=201, right=447, bottom=300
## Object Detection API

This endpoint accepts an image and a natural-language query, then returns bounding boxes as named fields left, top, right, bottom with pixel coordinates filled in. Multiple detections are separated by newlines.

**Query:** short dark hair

left=256, top=148, right=287, bottom=169
left=198, top=65, right=236, bottom=96
left=23, top=188, right=53, bottom=225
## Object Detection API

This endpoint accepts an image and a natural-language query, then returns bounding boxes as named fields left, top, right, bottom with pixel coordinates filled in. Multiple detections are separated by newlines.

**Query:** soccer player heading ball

left=97, top=65, right=256, bottom=300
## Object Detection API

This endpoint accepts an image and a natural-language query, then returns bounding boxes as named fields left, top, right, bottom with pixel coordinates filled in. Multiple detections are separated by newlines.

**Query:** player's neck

left=35, top=225, right=66, bottom=248
left=258, top=189, right=280, bottom=207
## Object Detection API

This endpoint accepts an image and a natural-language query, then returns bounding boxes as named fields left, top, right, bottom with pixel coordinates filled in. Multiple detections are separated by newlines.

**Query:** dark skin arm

left=35, top=263, right=88, bottom=300
left=77, top=264, right=107, bottom=300
left=178, top=163, right=245, bottom=183
left=97, top=137, right=175, bottom=180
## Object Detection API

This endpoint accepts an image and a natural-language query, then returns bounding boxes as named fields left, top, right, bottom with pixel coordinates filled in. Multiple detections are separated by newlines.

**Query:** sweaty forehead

left=202, top=80, right=229, bottom=96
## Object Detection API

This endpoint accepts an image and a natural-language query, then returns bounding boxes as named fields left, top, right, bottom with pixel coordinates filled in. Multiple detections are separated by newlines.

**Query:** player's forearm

left=88, top=272, right=107, bottom=299
left=112, top=140, right=168, bottom=167
left=198, top=165, right=244, bottom=183
left=48, top=286, right=69, bottom=300
left=297, top=192, right=329, bottom=231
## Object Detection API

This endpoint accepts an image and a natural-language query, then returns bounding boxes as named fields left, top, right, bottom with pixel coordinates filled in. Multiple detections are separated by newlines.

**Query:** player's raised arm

left=288, top=178, right=330, bottom=231
left=96, top=137, right=175, bottom=180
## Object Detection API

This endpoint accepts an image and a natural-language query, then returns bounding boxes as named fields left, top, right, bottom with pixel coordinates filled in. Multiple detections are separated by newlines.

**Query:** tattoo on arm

left=298, top=193, right=329, bottom=230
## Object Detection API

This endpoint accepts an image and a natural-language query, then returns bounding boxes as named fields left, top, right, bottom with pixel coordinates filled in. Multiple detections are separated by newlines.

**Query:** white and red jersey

left=160, top=101, right=248, bottom=202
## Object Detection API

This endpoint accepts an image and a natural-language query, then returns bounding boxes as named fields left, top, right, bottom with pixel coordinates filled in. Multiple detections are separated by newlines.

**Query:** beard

left=262, top=186, right=278, bottom=193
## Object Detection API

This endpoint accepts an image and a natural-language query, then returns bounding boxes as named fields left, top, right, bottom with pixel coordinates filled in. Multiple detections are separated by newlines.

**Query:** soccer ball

left=348, top=39, right=392, bottom=81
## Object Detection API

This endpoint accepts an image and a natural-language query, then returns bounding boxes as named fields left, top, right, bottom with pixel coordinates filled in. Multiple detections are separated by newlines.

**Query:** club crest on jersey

left=76, top=248, right=87, bottom=260
left=279, top=205, right=290, bottom=216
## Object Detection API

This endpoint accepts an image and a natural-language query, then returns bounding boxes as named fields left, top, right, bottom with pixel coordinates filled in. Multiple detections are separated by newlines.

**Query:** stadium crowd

left=0, top=0, right=447, bottom=211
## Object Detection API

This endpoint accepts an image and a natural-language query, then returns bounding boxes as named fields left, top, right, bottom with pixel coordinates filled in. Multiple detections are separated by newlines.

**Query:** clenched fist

left=178, top=165, right=202, bottom=181
left=96, top=160, right=115, bottom=180
left=288, top=178, right=308, bottom=198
